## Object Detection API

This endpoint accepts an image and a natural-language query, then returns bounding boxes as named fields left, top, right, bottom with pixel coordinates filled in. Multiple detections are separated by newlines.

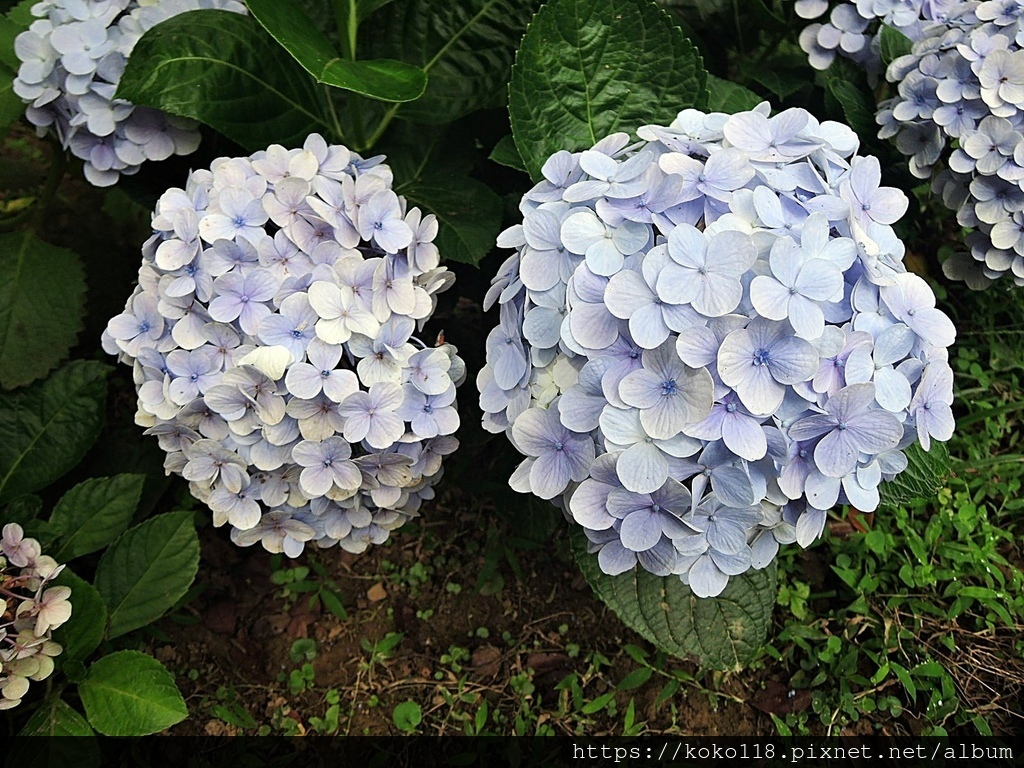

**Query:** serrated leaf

left=397, top=174, right=502, bottom=266
left=509, top=0, right=707, bottom=182
left=0, top=231, right=87, bottom=390
left=879, top=24, right=913, bottom=67
left=879, top=442, right=950, bottom=507
left=826, top=60, right=878, bottom=142
left=117, top=10, right=333, bottom=150
left=93, top=511, right=199, bottom=639
left=79, top=651, right=188, bottom=736
left=570, top=526, right=776, bottom=670
left=49, top=474, right=144, bottom=561
left=705, top=74, right=761, bottom=113
left=245, top=0, right=426, bottom=102
left=364, top=0, right=541, bottom=123
left=50, top=568, right=106, bottom=664
left=20, top=697, right=96, bottom=737
left=488, top=134, right=527, bottom=172
left=0, top=361, right=109, bottom=503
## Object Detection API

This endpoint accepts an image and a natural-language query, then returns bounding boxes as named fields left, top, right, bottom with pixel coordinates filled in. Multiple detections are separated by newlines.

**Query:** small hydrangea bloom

left=479, top=104, right=955, bottom=598
left=13, top=0, right=247, bottom=186
left=104, top=136, right=463, bottom=556
left=1, top=525, right=70, bottom=710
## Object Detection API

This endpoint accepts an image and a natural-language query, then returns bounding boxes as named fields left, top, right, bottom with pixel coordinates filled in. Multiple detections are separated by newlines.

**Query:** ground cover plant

left=0, top=0, right=1021, bottom=742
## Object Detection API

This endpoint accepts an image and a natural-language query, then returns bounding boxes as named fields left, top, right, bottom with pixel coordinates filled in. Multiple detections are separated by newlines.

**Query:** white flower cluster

left=13, top=0, right=246, bottom=186
left=103, top=135, right=463, bottom=557
left=796, top=0, right=959, bottom=77
left=1, top=524, right=70, bottom=711
left=479, top=105, right=956, bottom=598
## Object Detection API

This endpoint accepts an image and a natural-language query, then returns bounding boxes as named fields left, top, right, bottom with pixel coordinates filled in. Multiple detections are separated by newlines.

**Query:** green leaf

left=879, top=442, right=950, bottom=507
left=245, top=0, right=426, bottom=102
left=116, top=10, right=332, bottom=150
left=489, top=134, right=527, bottom=172
left=49, top=474, right=145, bottom=561
left=397, top=173, right=502, bottom=266
left=364, top=0, right=542, bottom=123
left=0, top=361, right=110, bottom=503
left=879, top=24, right=913, bottom=67
left=357, top=0, right=397, bottom=22
left=79, top=650, right=188, bottom=736
left=20, top=697, right=96, bottom=737
left=50, top=568, right=107, bottom=664
left=0, top=63, right=25, bottom=132
left=570, top=526, right=776, bottom=670
left=509, top=0, right=707, bottom=181
left=739, top=57, right=810, bottom=101
left=826, top=61, right=878, bottom=143
left=0, top=231, right=87, bottom=390
left=704, top=74, right=761, bottom=113
left=0, top=0, right=34, bottom=71
left=391, top=700, right=422, bottom=733
left=93, top=511, right=200, bottom=639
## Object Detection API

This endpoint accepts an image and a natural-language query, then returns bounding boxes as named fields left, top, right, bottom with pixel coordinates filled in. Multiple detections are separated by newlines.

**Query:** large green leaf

left=0, top=361, right=110, bottom=503
left=20, top=697, right=95, bottom=737
left=116, top=10, right=333, bottom=150
left=78, top=651, right=188, bottom=736
left=93, top=511, right=200, bottom=639
left=364, top=0, right=541, bottom=124
left=49, top=474, right=145, bottom=561
left=571, top=526, right=776, bottom=670
left=50, top=568, right=107, bottom=664
left=880, top=442, right=950, bottom=508
left=509, top=0, right=707, bottom=182
left=0, top=231, right=87, bottom=390
left=0, top=0, right=34, bottom=71
left=245, top=0, right=426, bottom=102
left=398, top=173, right=502, bottom=266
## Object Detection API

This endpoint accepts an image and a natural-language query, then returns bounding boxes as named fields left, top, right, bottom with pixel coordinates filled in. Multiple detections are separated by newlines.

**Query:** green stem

left=30, top=140, right=66, bottom=231
left=956, top=454, right=1024, bottom=470
left=955, top=398, right=1024, bottom=428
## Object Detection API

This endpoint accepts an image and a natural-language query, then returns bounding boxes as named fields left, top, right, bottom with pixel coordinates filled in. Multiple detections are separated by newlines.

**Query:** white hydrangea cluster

left=103, top=135, right=463, bottom=557
left=480, top=104, right=956, bottom=598
left=1, top=524, right=70, bottom=711
left=796, top=0, right=959, bottom=77
left=13, top=0, right=246, bottom=186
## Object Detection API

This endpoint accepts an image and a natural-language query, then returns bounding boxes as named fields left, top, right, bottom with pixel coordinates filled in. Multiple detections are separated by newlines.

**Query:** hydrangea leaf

left=0, top=0, right=34, bottom=71
left=49, top=474, right=145, bottom=561
left=0, top=231, right=87, bottom=390
left=93, top=511, right=200, bottom=640
left=78, top=651, right=188, bottom=736
left=363, top=0, right=542, bottom=124
left=245, top=0, right=426, bottom=103
left=879, top=442, right=950, bottom=508
left=704, top=75, right=761, bottom=113
left=116, top=10, right=333, bottom=150
left=879, top=24, right=914, bottom=67
left=0, top=361, right=110, bottom=504
left=826, top=60, right=878, bottom=145
left=19, top=697, right=97, bottom=739
left=50, top=568, right=107, bottom=665
left=397, top=173, right=503, bottom=266
left=489, top=134, right=527, bottom=173
left=509, top=0, right=707, bottom=181
left=0, top=68, right=25, bottom=131
left=570, top=525, right=776, bottom=670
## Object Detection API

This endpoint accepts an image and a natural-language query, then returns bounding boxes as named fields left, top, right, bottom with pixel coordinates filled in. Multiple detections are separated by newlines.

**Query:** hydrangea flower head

left=13, top=0, right=247, bottom=186
left=1, top=524, right=70, bottom=710
left=871, top=1, right=1024, bottom=287
left=479, top=103, right=955, bottom=598
left=103, top=135, right=464, bottom=557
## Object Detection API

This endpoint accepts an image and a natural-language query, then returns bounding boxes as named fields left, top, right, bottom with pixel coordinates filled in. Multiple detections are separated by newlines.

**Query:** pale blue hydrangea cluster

left=876, top=1, right=1024, bottom=287
left=13, top=0, right=246, bottom=186
left=796, top=0, right=959, bottom=76
left=103, top=135, right=463, bottom=557
left=1, top=524, right=70, bottom=711
left=479, top=105, right=956, bottom=598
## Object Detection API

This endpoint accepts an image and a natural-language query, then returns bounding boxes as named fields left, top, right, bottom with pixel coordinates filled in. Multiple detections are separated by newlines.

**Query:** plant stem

left=31, top=140, right=66, bottom=231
